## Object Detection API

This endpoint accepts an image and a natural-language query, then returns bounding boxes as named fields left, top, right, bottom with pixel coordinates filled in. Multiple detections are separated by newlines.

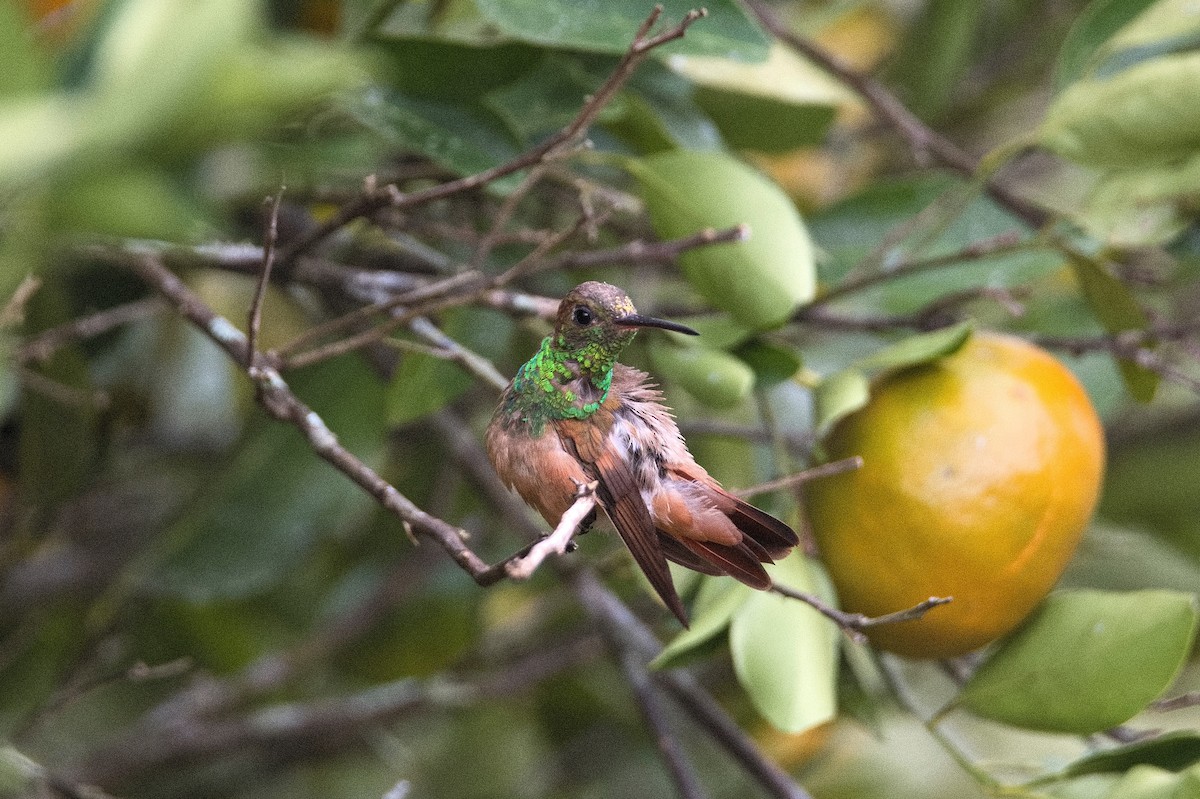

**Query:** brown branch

left=806, top=230, right=1027, bottom=309
left=104, top=248, right=495, bottom=579
left=743, top=0, right=1048, bottom=229
left=276, top=5, right=707, bottom=265
left=571, top=570, right=816, bottom=799
left=18, top=296, right=164, bottom=364
left=770, top=586, right=952, bottom=644
left=245, top=188, right=284, bottom=365
left=732, top=457, right=862, bottom=499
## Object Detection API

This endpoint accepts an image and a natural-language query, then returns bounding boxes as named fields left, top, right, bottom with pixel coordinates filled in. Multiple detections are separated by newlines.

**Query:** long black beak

left=615, top=313, right=700, bottom=336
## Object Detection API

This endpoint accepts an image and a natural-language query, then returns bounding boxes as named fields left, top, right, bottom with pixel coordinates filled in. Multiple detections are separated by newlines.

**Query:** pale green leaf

left=811, top=367, right=869, bottom=438
left=1040, top=51, right=1200, bottom=167
left=648, top=340, right=755, bottom=410
left=730, top=554, right=837, bottom=732
left=631, top=150, right=815, bottom=329
left=958, top=589, right=1199, bottom=734
left=651, top=577, right=752, bottom=670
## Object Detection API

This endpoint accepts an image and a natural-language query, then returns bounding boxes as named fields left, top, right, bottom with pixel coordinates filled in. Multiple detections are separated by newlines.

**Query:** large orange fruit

left=806, top=332, right=1105, bottom=658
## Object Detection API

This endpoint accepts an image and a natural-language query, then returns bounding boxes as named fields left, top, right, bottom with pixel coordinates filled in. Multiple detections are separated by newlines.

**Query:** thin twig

left=506, top=484, right=597, bottom=580
left=743, top=0, right=1047, bottom=229
left=18, top=296, right=164, bottom=364
left=615, top=648, right=710, bottom=799
left=732, top=457, right=862, bottom=499
left=1152, top=692, right=1200, bottom=712
left=246, top=188, right=284, bottom=365
left=807, top=231, right=1027, bottom=309
left=108, top=248, right=495, bottom=580
left=530, top=224, right=749, bottom=276
left=276, top=6, right=707, bottom=265
left=571, top=570, right=815, bottom=799
left=770, top=585, right=952, bottom=644
left=0, top=274, right=41, bottom=328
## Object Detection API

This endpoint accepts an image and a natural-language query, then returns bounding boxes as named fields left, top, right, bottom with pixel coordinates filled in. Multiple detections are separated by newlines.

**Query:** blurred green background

left=1, top=0, right=1199, bottom=797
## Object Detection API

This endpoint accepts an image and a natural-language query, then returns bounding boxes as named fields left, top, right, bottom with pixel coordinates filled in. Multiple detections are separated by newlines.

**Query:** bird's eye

left=572, top=306, right=593, bottom=326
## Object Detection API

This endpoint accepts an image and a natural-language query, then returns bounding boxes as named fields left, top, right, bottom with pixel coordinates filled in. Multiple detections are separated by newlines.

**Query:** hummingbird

left=486, top=281, right=798, bottom=626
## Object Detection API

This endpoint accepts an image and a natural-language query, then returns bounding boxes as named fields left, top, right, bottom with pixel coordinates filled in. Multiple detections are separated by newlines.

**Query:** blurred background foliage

left=1, top=0, right=1199, bottom=798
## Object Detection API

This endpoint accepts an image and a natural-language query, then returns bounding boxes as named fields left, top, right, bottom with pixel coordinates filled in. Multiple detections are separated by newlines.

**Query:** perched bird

left=486, top=281, right=798, bottom=625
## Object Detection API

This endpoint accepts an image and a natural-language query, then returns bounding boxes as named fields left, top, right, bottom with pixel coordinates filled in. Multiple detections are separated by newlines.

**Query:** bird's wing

left=557, top=416, right=689, bottom=627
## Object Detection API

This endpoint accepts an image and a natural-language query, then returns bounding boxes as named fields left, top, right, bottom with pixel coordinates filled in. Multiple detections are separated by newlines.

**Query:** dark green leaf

left=734, top=339, right=802, bottom=387
left=603, top=61, right=723, bottom=153
left=889, top=0, right=983, bottom=120
left=151, top=356, right=387, bottom=601
left=652, top=576, right=752, bottom=670
left=730, top=554, right=837, bottom=732
left=1068, top=254, right=1158, bottom=402
left=958, top=589, right=1199, bottom=734
left=1055, top=0, right=1160, bottom=88
left=853, top=321, right=973, bottom=375
left=353, top=91, right=521, bottom=189
left=377, top=39, right=543, bottom=102
left=1065, top=731, right=1200, bottom=777
left=473, top=0, right=769, bottom=61
left=484, top=55, right=601, bottom=144
left=807, top=175, right=1056, bottom=314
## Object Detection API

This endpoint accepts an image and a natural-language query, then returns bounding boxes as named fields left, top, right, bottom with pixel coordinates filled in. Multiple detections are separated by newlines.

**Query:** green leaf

left=807, top=175, right=1057, bottom=314
left=1068, top=254, right=1158, bottom=402
left=811, top=367, right=868, bottom=438
left=88, top=0, right=256, bottom=138
left=151, top=356, right=387, bottom=601
left=1099, top=0, right=1200, bottom=63
left=353, top=91, right=521, bottom=188
left=665, top=313, right=754, bottom=350
left=853, top=321, right=973, bottom=375
left=18, top=282, right=99, bottom=508
left=473, top=0, right=769, bottom=62
left=1039, top=51, right=1200, bottom=168
left=0, top=2, right=51, bottom=97
left=1100, top=764, right=1200, bottom=799
left=631, top=150, right=815, bottom=329
left=1065, top=731, right=1200, bottom=778
left=1055, top=0, right=1160, bottom=88
left=730, top=554, right=837, bottom=732
left=613, top=60, right=724, bottom=153
left=651, top=576, right=752, bottom=670
left=670, top=43, right=849, bottom=152
left=733, top=339, right=802, bottom=387
left=958, top=589, right=1199, bottom=734
left=377, top=39, right=543, bottom=102
left=484, top=54, right=602, bottom=144
left=889, top=0, right=983, bottom=120
left=48, top=167, right=205, bottom=241
left=648, top=339, right=755, bottom=409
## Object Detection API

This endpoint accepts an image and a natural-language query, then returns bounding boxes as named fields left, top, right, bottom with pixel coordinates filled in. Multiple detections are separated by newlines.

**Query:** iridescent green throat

left=507, top=334, right=621, bottom=429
